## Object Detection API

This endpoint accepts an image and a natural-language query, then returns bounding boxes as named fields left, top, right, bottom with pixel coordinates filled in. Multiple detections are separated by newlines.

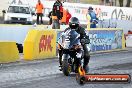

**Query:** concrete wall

left=0, top=25, right=68, bottom=45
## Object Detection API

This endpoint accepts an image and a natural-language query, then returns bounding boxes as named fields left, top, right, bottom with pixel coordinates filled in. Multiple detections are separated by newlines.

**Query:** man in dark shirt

left=52, top=0, right=63, bottom=29
left=48, top=11, right=52, bottom=25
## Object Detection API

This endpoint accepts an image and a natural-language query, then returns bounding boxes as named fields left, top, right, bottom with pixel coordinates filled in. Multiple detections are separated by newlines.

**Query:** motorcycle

left=57, top=29, right=85, bottom=76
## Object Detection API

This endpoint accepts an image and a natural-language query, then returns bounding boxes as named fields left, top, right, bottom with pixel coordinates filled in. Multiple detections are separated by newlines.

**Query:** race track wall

left=0, top=25, right=68, bottom=45
left=0, top=41, right=19, bottom=63
left=24, top=29, right=56, bottom=60
left=56, top=28, right=125, bottom=53
left=0, top=25, right=125, bottom=61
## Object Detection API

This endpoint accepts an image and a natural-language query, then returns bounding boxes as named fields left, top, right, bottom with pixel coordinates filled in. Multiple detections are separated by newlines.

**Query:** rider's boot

left=83, top=55, right=90, bottom=73
left=83, top=65, right=89, bottom=73
left=58, top=50, right=63, bottom=71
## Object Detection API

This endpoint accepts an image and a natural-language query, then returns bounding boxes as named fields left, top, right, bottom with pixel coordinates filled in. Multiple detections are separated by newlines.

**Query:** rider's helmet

left=69, top=17, right=79, bottom=29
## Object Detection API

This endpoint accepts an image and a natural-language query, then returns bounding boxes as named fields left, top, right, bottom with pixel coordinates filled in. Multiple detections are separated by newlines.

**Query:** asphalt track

left=0, top=48, right=132, bottom=88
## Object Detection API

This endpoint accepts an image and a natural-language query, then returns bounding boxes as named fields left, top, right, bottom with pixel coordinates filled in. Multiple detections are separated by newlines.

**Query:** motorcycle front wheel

left=62, top=55, right=71, bottom=76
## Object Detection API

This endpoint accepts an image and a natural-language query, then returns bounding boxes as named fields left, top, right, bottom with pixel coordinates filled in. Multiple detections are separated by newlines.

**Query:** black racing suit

left=52, top=1, right=63, bottom=20
left=52, top=1, right=63, bottom=29
left=48, top=11, right=52, bottom=25
left=58, top=26, right=90, bottom=72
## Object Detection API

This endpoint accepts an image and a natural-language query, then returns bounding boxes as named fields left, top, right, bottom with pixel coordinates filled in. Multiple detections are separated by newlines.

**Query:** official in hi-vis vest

left=36, top=0, right=44, bottom=24
left=87, top=6, right=98, bottom=28
left=86, top=12, right=91, bottom=30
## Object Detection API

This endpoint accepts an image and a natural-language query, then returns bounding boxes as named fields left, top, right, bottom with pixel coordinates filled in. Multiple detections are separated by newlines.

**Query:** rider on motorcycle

left=58, top=17, right=90, bottom=73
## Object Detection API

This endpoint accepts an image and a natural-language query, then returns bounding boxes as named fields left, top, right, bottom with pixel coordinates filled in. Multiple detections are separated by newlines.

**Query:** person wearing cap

left=87, top=6, right=98, bottom=28
left=36, top=0, right=44, bottom=24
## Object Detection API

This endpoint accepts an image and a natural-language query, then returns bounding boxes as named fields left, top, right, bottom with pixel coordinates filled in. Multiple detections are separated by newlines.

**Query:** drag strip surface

left=0, top=49, right=132, bottom=88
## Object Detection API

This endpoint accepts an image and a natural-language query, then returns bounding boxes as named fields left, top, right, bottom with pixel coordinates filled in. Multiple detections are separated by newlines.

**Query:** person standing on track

left=36, top=0, right=44, bottom=24
left=52, top=0, right=63, bottom=29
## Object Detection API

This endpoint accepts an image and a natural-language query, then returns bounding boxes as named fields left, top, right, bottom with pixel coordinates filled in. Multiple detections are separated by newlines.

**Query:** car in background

left=2, top=4, right=34, bottom=24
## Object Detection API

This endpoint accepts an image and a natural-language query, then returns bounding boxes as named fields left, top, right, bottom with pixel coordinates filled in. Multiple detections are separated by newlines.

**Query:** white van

left=3, top=4, right=34, bottom=24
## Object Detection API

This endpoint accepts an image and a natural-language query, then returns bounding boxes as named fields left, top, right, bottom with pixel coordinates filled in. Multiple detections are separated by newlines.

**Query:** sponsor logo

left=76, top=74, right=131, bottom=84
left=89, top=30, right=122, bottom=52
left=95, top=7, right=108, bottom=19
left=39, top=34, right=54, bottom=53
left=111, top=9, right=132, bottom=21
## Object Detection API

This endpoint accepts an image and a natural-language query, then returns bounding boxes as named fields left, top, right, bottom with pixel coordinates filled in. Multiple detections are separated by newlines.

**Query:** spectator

left=52, top=0, right=63, bottom=29
left=66, top=9, right=71, bottom=25
left=61, top=8, right=71, bottom=25
left=126, top=0, right=131, bottom=7
left=48, top=11, right=52, bottom=25
left=36, top=0, right=44, bottom=24
left=87, top=6, right=98, bottom=28
left=119, top=0, right=123, bottom=7
left=60, top=8, right=67, bottom=25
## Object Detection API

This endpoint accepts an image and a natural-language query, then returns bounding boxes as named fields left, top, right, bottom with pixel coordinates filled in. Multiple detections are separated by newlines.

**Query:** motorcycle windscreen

left=69, top=38, right=81, bottom=49
left=66, top=30, right=81, bottom=49
left=58, top=29, right=81, bottom=49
